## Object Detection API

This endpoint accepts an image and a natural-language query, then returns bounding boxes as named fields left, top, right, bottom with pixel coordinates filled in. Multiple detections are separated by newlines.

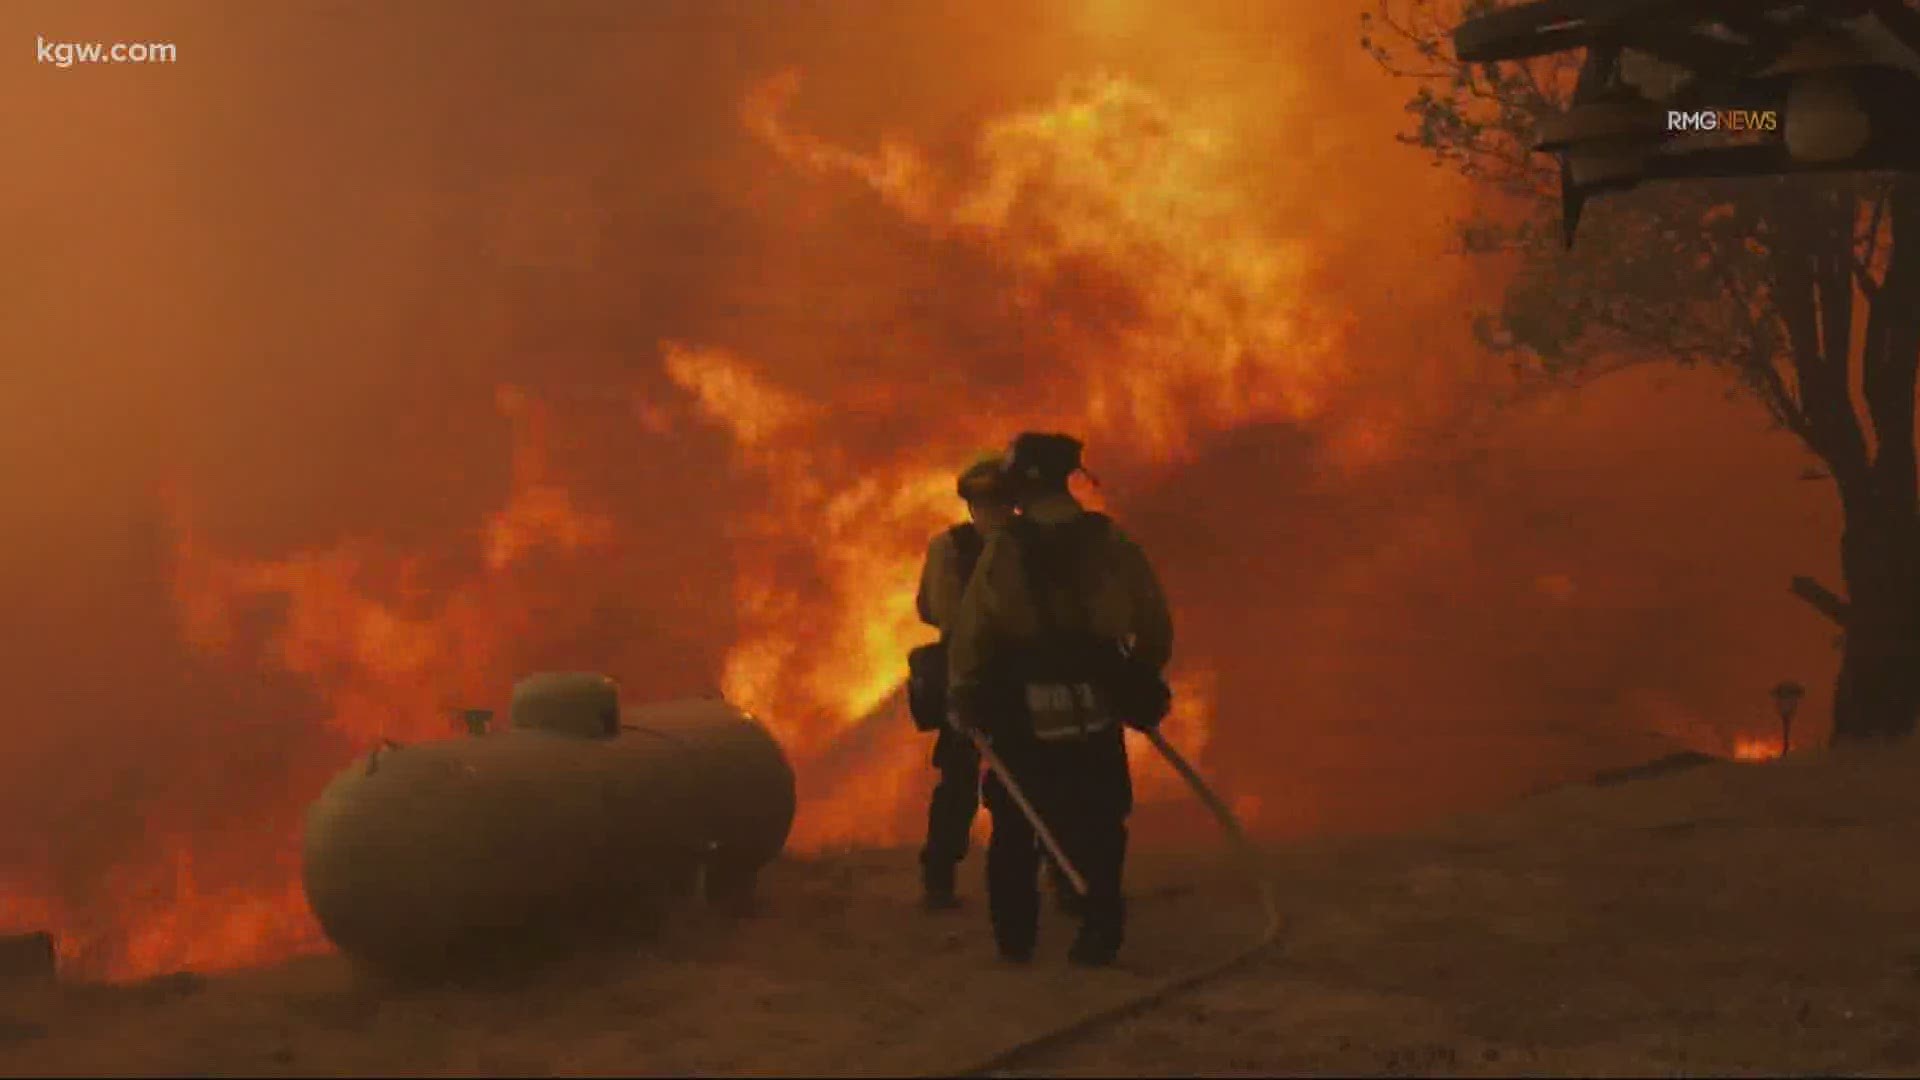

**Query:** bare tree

left=1361, top=0, right=1920, bottom=742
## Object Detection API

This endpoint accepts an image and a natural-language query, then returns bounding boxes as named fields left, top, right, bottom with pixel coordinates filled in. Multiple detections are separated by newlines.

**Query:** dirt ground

left=4, top=741, right=1919, bottom=1077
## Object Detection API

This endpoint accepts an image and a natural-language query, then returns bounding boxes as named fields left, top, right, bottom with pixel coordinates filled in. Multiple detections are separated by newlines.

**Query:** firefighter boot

left=922, top=859, right=962, bottom=911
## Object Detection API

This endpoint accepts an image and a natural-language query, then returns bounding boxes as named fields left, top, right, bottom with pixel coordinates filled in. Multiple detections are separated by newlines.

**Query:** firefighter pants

left=980, top=726, right=1132, bottom=956
left=920, top=726, right=981, bottom=883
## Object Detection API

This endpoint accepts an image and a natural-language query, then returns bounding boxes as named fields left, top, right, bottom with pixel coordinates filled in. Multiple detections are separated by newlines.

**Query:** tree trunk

left=1829, top=176, right=1920, bottom=745
left=1829, top=507, right=1920, bottom=743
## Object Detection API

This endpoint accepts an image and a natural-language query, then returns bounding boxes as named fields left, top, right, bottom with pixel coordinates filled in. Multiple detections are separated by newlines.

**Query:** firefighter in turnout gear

left=910, top=454, right=1014, bottom=910
left=946, top=433, right=1174, bottom=966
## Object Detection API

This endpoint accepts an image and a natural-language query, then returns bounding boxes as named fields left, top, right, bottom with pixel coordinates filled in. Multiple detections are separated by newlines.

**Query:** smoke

left=1143, top=369, right=1839, bottom=837
left=0, top=0, right=1840, bottom=975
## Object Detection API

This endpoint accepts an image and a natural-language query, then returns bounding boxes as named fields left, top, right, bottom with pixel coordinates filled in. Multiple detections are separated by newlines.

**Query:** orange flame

left=651, top=70, right=1363, bottom=843
left=175, top=386, right=613, bottom=746
left=1130, top=670, right=1218, bottom=804
left=1732, top=735, right=1784, bottom=762
left=10, top=387, right=620, bottom=980
left=740, top=70, right=1358, bottom=460
left=96, top=842, right=319, bottom=980
left=23, top=66, right=1369, bottom=980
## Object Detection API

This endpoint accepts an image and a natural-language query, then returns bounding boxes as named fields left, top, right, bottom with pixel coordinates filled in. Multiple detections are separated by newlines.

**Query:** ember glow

left=1733, top=736, right=1786, bottom=762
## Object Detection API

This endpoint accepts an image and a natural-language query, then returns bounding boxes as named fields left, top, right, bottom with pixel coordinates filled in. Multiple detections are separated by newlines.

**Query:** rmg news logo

left=1666, top=109, right=1780, bottom=133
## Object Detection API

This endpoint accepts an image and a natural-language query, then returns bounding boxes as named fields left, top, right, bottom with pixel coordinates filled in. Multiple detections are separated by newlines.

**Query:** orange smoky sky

left=0, top=0, right=1838, bottom=978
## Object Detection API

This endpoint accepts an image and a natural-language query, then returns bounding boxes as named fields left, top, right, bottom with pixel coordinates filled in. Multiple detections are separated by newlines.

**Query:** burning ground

left=0, top=0, right=1847, bottom=1009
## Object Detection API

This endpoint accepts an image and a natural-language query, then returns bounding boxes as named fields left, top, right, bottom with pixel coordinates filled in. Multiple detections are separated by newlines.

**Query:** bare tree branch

left=1711, top=253, right=1808, bottom=435
left=1791, top=575, right=1851, bottom=627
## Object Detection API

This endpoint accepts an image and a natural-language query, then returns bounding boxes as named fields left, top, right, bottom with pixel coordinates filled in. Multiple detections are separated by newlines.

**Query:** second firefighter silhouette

left=946, top=433, right=1174, bottom=966
left=909, top=454, right=1013, bottom=909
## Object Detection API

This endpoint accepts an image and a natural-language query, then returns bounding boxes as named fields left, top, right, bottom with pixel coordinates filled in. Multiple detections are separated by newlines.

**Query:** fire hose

left=963, top=728, right=1090, bottom=897
left=934, top=726, right=1284, bottom=1078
